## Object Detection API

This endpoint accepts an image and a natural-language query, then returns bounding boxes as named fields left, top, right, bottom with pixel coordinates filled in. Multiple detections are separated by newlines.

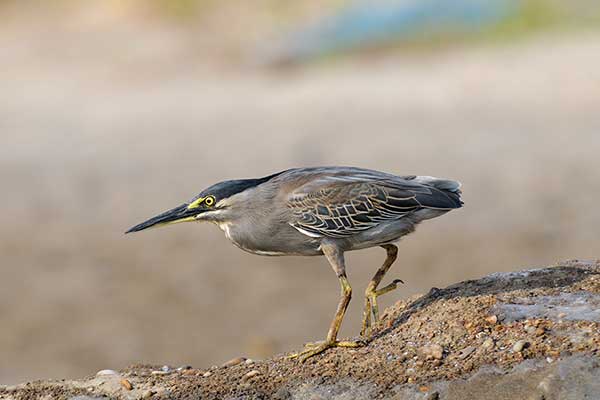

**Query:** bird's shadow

left=368, top=260, right=600, bottom=342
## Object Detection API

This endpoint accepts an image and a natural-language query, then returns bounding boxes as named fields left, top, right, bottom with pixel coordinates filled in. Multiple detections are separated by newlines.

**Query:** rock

left=242, top=369, right=261, bottom=382
left=485, top=315, right=498, bottom=324
left=6, top=260, right=600, bottom=400
left=482, top=338, right=495, bottom=350
left=458, top=346, right=476, bottom=360
left=513, top=340, right=529, bottom=353
left=222, top=357, right=246, bottom=367
left=419, top=344, right=444, bottom=360
left=151, top=370, right=169, bottom=375
left=95, top=369, right=118, bottom=376
left=119, top=379, right=132, bottom=390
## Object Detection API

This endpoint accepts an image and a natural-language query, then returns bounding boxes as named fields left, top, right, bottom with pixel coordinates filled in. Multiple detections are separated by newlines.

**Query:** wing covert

left=287, top=181, right=423, bottom=238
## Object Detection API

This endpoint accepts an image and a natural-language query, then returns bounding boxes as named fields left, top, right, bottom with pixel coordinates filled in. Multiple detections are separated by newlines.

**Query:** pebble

left=4, top=385, right=18, bottom=392
left=177, top=365, right=192, bottom=371
left=222, top=357, right=246, bottom=367
left=513, top=340, right=529, bottom=353
left=151, top=370, right=169, bottom=376
left=96, top=369, right=118, bottom=376
left=419, top=344, right=444, bottom=360
left=458, top=346, right=476, bottom=360
left=536, top=328, right=546, bottom=336
left=245, top=359, right=255, bottom=365
left=485, top=315, right=498, bottom=325
left=141, top=390, right=153, bottom=399
left=482, top=338, right=495, bottom=350
left=242, top=370, right=261, bottom=382
left=120, top=379, right=133, bottom=391
left=203, top=371, right=213, bottom=377
left=161, top=365, right=170, bottom=372
left=181, top=369, right=200, bottom=376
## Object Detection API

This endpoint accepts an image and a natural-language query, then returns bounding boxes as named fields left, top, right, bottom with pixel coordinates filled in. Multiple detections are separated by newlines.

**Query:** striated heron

left=127, top=166, right=463, bottom=361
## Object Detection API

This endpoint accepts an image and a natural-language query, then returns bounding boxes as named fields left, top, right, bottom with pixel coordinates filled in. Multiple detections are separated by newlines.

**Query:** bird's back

left=265, top=167, right=462, bottom=249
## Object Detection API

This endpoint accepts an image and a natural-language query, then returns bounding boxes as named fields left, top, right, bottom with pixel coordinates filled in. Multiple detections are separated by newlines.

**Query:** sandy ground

left=1, top=7, right=600, bottom=384
left=2, top=260, right=599, bottom=399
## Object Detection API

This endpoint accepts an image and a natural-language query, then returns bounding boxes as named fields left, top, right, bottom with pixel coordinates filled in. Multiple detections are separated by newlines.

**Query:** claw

left=288, top=340, right=364, bottom=362
left=361, top=278, right=403, bottom=337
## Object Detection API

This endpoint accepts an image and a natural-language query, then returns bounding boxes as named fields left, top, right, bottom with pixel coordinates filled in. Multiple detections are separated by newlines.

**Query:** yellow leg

left=360, top=244, right=402, bottom=337
left=289, top=275, right=363, bottom=362
left=289, top=241, right=364, bottom=362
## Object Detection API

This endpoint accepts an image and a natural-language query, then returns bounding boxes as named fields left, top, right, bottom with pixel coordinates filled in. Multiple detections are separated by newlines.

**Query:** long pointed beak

left=125, top=203, right=200, bottom=233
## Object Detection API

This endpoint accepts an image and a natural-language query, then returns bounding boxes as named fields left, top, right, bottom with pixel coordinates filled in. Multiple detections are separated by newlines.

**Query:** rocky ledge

left=2, top=259, right=599, bottom=400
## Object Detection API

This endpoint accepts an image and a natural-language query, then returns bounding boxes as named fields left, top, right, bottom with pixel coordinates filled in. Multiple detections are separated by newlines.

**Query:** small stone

left=242, top=369, right=261, bottom=382
left=458, top=346, right=476, bottom=360
left=4, top=386, right=18, bottom=392
left=96, top=369, right=118, bottom=376
left=546, top=357, right=554, bottom=363
left=245, top=359, right=255, bottom=365
left=485, top=315, right=498, bottom=324
left=203, top=371, right=213, bottom=377
left=151, top=370, right=169, bottom=375
left=222, top=357, right=246, bottom=367
left=482, top=338, right=495, bottom=350
left=536, top=328, right=546, bottom=336
left=432, top=359, right=442, bottom=367
left=120, top=379, right=133, bottom=391
left=557, top=312, right=567, bottom=319
left=182, top=369, right=199, bottom=376
left=419, top=385, right=429, bottom=392
left=419, top=344, right=444, bottom=360
left=161, top=365, right=170, bottom=372
left=177, top=365, right=192, bottom=371
left=141, top=390, right=153, bottom=399
left=513, top=340, right=528, bottom=353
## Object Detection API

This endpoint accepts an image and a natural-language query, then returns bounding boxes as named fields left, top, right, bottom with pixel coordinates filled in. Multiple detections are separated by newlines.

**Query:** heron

left=126, top=166, right=463, bottom=361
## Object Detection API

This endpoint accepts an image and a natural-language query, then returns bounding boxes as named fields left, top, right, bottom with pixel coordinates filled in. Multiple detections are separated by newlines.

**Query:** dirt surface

left=3, top=259, right=599, bottom=400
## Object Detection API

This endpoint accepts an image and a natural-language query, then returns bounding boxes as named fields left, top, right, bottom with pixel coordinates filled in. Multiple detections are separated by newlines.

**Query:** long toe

left=289, top=339, right=365, bottom=362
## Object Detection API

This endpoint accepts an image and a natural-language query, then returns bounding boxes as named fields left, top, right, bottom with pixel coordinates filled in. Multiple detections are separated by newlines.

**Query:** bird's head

left=125, top=179, right=259, bottom=234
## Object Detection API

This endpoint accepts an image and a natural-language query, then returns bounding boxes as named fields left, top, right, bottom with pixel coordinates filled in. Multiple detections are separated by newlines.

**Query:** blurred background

left=1, top=0, right=599, bottom=385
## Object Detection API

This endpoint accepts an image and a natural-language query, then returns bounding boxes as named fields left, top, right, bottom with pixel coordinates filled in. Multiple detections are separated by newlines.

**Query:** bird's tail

left=413, top=176, right=463, bottom=207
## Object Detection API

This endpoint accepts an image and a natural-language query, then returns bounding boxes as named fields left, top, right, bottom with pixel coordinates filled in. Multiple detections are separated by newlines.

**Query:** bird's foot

left=288, top=339, right=365, bottom=362
left=360, top=278, right=404, bottom=337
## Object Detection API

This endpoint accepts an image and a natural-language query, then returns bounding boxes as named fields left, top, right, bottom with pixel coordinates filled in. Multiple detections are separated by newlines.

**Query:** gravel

left=4, top=260, right=600, bottom=400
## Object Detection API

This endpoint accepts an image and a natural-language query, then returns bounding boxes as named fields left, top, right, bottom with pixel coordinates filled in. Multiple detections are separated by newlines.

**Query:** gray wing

left=287, top=174, right=461, bottom=239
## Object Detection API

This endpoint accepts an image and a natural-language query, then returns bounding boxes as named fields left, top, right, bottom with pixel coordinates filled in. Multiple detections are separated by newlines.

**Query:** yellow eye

left=204, top=196, right=215, bottom=207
